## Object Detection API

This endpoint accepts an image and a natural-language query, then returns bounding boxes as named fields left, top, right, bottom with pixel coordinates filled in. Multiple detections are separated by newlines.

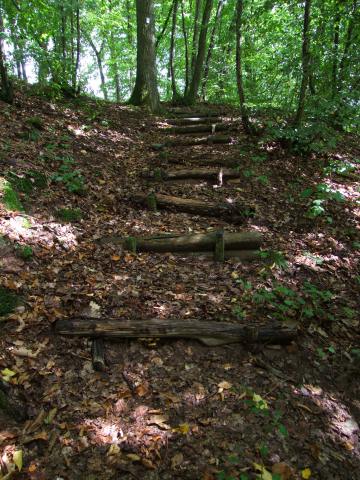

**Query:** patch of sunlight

left=294, top=385, right=360, bottom=454
left=0, top=214, right=78, bottom=250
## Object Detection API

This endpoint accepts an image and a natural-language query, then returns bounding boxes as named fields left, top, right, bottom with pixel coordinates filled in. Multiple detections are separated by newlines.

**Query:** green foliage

left=6, top=170, right=47, bottom=195
left=267, top=121, right=338, bottom=155
left=51, top=156, right=86, bottom=194
left=301, top=183, right=345, bottom=219
left=0, top=178, right=24, bottom=212
left=233, top=276, right=333, bottom=323
left=55, top=207, right=82, bottom=222
left=15, top=244, right=33, bottom=260
left=0, top=287, right=19, bottom=317
left=25, top=116, right=44, bottom=130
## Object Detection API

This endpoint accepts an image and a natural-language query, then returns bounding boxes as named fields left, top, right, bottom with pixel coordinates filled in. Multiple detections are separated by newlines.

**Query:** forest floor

left=0, top=86, right=359, bottom=480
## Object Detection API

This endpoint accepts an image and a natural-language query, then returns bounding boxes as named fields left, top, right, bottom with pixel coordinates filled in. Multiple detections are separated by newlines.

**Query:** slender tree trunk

left=60, top=5, right=67, bottom=80
left=170, top=0, right=179, bottom=101
left=107, top=0, right=121, bottom=101
left=74, top=6, right=81, bottom=92
left=218, top=10, right=236, bottom=95
left=87, top=36, right=108, bottom=100
left=338, top=0, right=358, bottom=92
left=129, top=0, right=160, bottom=113
left=190, top=0, right=202, bottom=76
left=235, top=0, right=252, bottom=133
left=155, top=1, right=173, bottom=49
left=180, top=0, right=190, bottom=94
left=201, top=0, right=224, bottom=100
left=0, top=9, right=13, bottom=104
left=332, top=0, right=340, bottom=98
left=294, top=0, right=312, bottom=127
left=185, top=0, right=214, bottom=104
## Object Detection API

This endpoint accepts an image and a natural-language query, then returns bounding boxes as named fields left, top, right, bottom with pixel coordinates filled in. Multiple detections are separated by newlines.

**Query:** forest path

left=0, top=95, right=359, bottom=480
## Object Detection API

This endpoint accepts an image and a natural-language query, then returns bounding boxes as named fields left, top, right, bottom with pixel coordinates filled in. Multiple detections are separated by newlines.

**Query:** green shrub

left=0, top=287, right=19, bottom=317
left=55, top=207, right=82, bottom=222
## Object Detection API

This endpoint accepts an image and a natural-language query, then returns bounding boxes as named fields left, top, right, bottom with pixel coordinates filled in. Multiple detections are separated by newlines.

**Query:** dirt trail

left=0, top=94, right=359, bottom=479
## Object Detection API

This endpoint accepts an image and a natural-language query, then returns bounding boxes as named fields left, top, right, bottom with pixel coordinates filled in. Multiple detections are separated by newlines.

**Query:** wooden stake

left=214, top=231, right=225, bottom=262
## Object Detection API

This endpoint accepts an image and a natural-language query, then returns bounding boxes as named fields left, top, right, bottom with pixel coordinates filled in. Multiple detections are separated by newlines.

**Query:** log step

left=132, top=192, right=244, bottom=222
left=166, top=117, right=223, bottom=126
left=151, top=135, right=232, bottom=150
left=143, top=167, right=241, bottom=182
left=165, top=123, right=236, bottom=135
left=122, top=231, right=262, bottom=253
left=55, top=317, right=298, bottom=345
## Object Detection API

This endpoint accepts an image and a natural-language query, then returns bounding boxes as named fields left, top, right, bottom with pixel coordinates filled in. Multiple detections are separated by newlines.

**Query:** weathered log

left=91, top=338, right=106, bottom=371
left=165, top=124, right=236, bottom=135
left=168, top=110, right=223, bottom=117
left=133, top=192, right=243, bottom=221
left=143, top=167, right=241, bottom=182
left=124, top=231, right=262, bottom=253
left=166, top=117, right=223, bottom=126
left=151, top=135, right=232, bottom=150
left=55, top=317, right=298, bottom=345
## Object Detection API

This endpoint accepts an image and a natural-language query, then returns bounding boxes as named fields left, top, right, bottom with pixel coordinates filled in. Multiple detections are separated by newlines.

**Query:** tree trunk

left=170, top=0, right=179, bottom=101
left=185, top=0, right=214, bottom=104
left=218, top=10, right=236, bottom=96
left=87, top=36, right=108, bottom=100
left=235, top=0, right=252, bottom=134
left=181, top=0, right=190, bottom=94
left=0, top=9, right=13, bottom=104
left=201, top=0, right=224, bottom=100
left=55, top=318, right=297, bottom=345
left=108, top=0, right=121, bottom=102
left=190, top=0, right=203, bottom=78
left=129, top=0, right=160, bottom=113
left=337, top=0, right=358, bottom=92
left=155, top=1, right=173, bottom=48
left=74, top=6, right=81, bottom=92
left=331, top=0, right=340, bottom=98
left=294, top=0, right=312, bottom=126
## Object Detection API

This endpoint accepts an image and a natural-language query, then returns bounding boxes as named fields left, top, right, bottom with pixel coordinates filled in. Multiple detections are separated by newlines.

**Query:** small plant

left=15, top=244, right=33, bottom=260
left=55, top=207, right=82, bottom=222
left=257, top=175, right=269, bottom=185
left=25, top=116, right=44, bottom=130
left=301, top=183, right=345, bottom=219
left=0, top=287, right=19, bottom=317
left=260, top=250, right=288, bottom=270
left=51, top=156, right=85, bottom=194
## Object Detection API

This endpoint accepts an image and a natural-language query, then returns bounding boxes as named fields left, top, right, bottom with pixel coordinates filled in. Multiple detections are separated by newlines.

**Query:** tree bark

left=294, top=0, right=312, bottom=127
left=169, top=0, right=180, bottom=101
left=55, top=318, right=297, bottom=345
left=332, top=0, right=340, bottom=98
left=201, top=0, right=224, bottom=100
left=87, top=36, right=108, bottom=100
left=0, top=9, right=13, bottom=104
left=180, top=0, right=190, bottom=94
left=190, top=0, right=203, bottom=78
left=337, top=0, right=358, bottom=92
left=185, top=0, right=214, bottom=104
left=235, top=0, right=252, bottom=134
left=129, top=0, right=160, bottom=113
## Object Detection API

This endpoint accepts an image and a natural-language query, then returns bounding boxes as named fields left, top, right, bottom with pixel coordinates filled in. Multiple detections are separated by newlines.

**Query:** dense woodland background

left=1, top=0, right=359, bottom=132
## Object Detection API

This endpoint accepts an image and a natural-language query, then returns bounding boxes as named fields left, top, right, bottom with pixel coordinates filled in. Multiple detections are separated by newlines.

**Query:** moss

left=55, top=207, right=82, bottom=222
left=0, top=287, right=18, bottom=317
left=0, top=178, right=24, bottom=211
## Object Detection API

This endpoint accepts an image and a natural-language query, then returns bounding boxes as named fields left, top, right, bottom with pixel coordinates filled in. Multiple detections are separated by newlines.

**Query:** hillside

left=0, top=88, right=359, bottom=480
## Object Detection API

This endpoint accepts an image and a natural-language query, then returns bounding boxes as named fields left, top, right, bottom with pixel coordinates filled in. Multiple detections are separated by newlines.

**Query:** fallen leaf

left=253, top=462, right=272, bottom=480
left=171, top=452, right=183, bottom=469
left=218, top=381, right=232, bottom=393
left=127, top=453, right=141, bottom=462
left=111, top=254, right=121, bottom=261
left=272, top=462, right=293, bottom=479
left=301, top=468, right=311, bottom=479
left=13, top=450, right=23, bottom=471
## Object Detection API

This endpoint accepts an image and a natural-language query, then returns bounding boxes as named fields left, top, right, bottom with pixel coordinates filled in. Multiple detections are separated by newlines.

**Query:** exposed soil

left=0, top=89, right=359, bottom=480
